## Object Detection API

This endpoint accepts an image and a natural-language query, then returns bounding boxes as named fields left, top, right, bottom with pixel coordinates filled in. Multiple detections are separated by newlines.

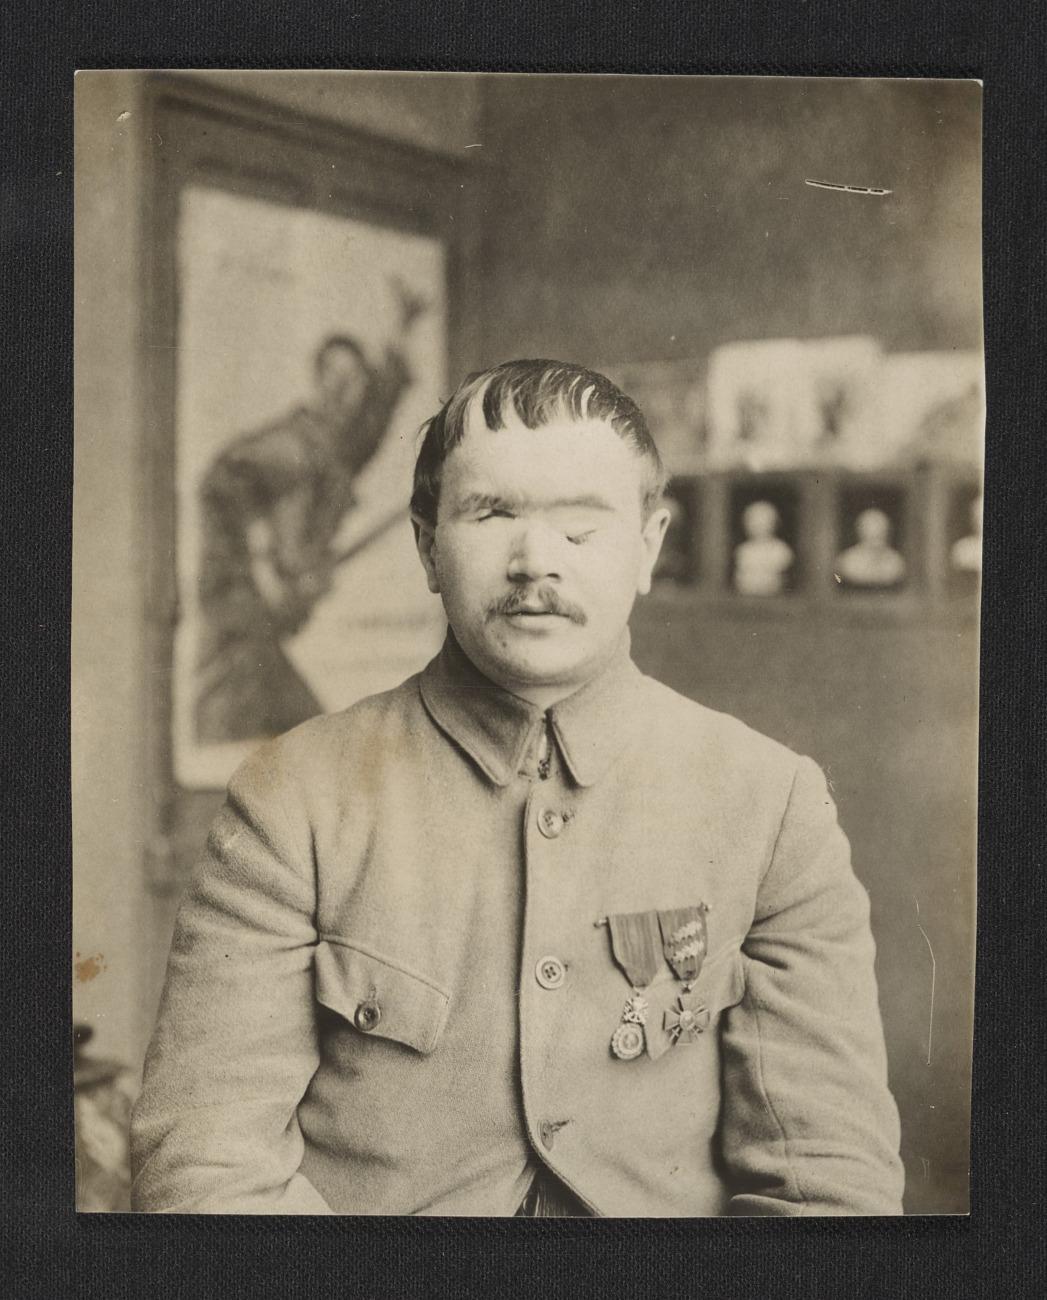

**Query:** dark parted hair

left=410, top=359, right=668, bottom=525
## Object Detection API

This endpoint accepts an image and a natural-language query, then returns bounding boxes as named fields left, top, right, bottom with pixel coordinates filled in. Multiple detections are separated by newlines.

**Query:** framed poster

left=173, top=187, right=447, bottom=786
left=140, top=78, right=476, bottom=876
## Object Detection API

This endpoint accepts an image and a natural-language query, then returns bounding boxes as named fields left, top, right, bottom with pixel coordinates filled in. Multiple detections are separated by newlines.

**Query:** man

left=133, top=359, right=904, bottom=1216
left=194, top=279, right=427, bottom=743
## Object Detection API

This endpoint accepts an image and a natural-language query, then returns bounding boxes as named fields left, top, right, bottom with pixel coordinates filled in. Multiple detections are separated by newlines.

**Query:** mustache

left=488, top=586, right=588, bottom=625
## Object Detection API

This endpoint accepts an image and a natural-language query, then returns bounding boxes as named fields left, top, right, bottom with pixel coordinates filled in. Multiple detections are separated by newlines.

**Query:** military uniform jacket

left=132, top=633, right=904, bottom=1216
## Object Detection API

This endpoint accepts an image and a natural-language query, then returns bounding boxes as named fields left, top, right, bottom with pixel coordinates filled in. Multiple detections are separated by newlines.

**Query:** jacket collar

left=419, top=629, right=641, bottom=789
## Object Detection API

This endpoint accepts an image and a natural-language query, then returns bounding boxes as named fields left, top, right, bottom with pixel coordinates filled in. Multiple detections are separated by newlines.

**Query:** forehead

left=441, top=400, right=646, bottom=509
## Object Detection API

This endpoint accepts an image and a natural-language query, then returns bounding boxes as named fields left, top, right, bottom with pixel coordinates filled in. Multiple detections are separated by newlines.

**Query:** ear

left=412, top=512, right=441, bottom=594
left=636, top=506, right=672, bottom=596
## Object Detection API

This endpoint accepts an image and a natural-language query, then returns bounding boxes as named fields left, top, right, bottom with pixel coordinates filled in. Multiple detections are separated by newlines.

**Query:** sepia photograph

left=73, top=70, right=982, bottom=1217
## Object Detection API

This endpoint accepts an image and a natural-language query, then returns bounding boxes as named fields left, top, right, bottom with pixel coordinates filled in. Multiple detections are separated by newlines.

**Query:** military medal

left=663, top=994, right=711, bottom=1044
left=609, top=1021, right=645, bottom=1060
left=621, top=991, right=649, bottom=1023
left=606, top=911, right=664, bottom=1060
left=658, top=905, right=710, bottom=1046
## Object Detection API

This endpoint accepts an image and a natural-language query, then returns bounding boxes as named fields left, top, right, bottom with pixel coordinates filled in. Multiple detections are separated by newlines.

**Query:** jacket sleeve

left=130, top=742, right=333, bottom=1213
left=719, top=755, right=905, bottom=1215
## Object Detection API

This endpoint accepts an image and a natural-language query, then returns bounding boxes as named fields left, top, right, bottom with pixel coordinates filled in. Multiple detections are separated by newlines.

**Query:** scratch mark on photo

left=914, top=897, right=936, bottom=1066
left=804, top=178, right=893, bottom=196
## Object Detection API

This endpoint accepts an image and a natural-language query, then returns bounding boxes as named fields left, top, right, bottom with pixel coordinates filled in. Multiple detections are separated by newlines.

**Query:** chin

left=489, top=644, right=593, bottom=689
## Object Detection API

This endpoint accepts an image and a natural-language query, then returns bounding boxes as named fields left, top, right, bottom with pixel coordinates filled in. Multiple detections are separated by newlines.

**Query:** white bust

left=836, top=508, right=906, bottom=588
left=733, top=500, right=794, bottom=596
left=950, top=494, right=982, bottom=573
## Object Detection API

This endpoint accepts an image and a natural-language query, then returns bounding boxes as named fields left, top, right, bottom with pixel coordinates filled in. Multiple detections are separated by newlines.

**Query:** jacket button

left=354, top=998, right=382, bottom=1031
left=535, top=955, right=566, bottom=989
left=537, top=808, right=564, bottom=838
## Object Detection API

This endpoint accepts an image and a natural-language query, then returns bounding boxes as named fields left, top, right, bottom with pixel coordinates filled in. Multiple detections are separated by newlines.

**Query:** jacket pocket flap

left=699, top=946, right=746, bottom=1015
left=314, top=939, right=450, bottom=1055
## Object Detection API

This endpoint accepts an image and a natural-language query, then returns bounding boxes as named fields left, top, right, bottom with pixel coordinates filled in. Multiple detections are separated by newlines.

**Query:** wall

left=475, top=75, right=981, bottom=366
left=73, top=71, right=152, bottom=1067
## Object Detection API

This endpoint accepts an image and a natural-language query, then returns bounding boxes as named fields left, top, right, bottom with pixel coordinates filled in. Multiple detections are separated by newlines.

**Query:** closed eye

left=566, top=530, right=596, bottom=545
left=478, top=509, right=515, bottom=521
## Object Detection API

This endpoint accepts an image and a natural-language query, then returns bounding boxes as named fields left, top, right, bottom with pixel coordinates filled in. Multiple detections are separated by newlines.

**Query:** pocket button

left=354, top=998, right=382, bottom=1031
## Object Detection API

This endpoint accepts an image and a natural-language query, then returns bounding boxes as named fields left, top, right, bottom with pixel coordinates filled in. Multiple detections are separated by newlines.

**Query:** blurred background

left=73, top=71, right=981, bottom=1212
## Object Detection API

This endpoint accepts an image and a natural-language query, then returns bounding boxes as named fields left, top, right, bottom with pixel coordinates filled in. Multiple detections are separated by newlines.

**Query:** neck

left=501, top=680, right=586, bottom=711
left=454, top=631, right=630, bottom=712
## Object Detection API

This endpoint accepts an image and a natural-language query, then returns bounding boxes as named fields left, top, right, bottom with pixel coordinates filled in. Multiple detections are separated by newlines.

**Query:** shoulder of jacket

left=230, top=675, right=424, bottom=789
left=634, top=673, right=802, bottom=778
left=291, top=674, right=422, bottom=746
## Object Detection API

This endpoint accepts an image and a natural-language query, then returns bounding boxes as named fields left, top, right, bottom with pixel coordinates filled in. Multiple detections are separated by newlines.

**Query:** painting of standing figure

left=173, top=186, right=448, bottom=787
left=196, top=285, right=426, bottom=743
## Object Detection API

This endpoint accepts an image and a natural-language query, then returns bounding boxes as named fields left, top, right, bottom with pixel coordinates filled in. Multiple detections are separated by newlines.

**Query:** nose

left=507, top=518, right=563, bottom=584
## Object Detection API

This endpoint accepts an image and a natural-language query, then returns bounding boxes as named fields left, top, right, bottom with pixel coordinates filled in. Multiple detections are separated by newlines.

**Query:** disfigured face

left=415, top=399, right=669, bottom=705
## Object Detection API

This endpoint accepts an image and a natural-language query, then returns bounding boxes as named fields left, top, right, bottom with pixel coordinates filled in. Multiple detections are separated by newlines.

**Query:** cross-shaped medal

left=663, top=991, right=710, bottom=1044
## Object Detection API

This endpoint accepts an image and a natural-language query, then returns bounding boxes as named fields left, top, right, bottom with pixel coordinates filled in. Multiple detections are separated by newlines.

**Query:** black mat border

left=3, top=2, right=1045, bottom=1296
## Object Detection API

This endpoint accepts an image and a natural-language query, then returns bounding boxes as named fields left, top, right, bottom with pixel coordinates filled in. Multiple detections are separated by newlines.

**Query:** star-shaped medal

left=663, top=992, right=710, bottom=1044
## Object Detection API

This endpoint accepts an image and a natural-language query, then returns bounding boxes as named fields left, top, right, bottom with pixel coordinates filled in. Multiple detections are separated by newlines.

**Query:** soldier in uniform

left=194, top=280, right=427, bottom=743
left=134, top=359, right=904, bottom=1216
